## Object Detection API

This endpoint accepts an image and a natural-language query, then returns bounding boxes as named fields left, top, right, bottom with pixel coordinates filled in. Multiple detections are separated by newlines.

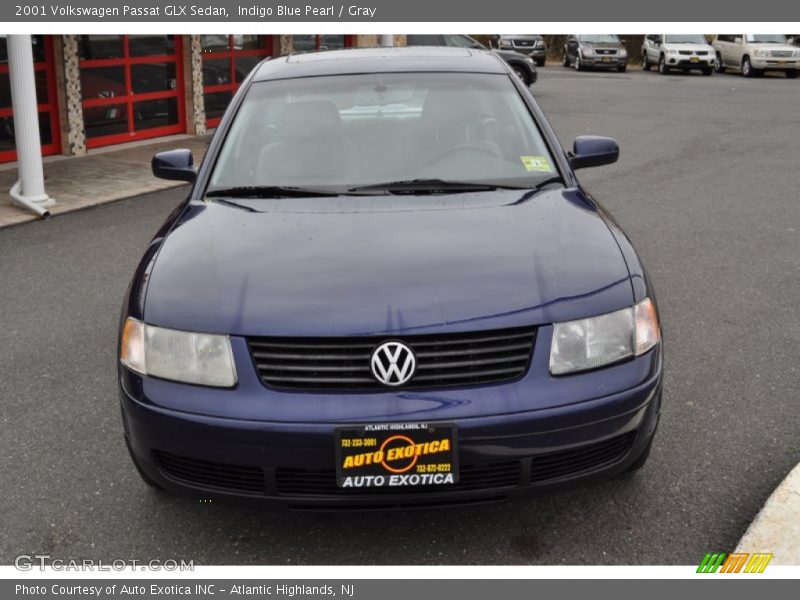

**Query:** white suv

left=642, top=34, right=715, bottom=75
left=712, top=34, right=800, bottom=78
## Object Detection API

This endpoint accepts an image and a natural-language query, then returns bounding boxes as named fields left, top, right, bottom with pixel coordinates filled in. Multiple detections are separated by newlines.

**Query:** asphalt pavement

left=1, top=66, right=799, bottom=565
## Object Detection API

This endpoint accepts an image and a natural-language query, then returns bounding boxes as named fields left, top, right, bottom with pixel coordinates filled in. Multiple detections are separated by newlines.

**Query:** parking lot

left=1, top=65, right=799, bottom=565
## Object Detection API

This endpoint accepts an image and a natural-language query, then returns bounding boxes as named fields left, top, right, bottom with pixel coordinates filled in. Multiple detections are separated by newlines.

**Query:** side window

left=716, top=35, right=730, bottom=43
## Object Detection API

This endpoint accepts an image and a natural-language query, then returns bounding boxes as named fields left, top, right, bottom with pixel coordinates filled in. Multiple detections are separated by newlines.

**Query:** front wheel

left=562, top=50, right=570, bottom=67
left=702, top=68, right=713, bottom=76
left=742, top=56, right=756, bottom=77
left=575, top=54, right=583, bottom=71
left=512, top=66, right=529, bottom=85
left=536, top=57, right=546, bottom=67
left=617, top=64, right=627, bottom=73
left=714, top=53, right=725, bottom=73
left=642, top=52, right=652, bottom=71
left=786, top=70, right=798, bottom=79
left=658, top=55, right=669, bottom=75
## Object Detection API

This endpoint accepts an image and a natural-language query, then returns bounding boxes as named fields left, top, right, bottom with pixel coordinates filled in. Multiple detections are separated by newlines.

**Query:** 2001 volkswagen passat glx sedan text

left=119, top=47, right=663, bottom=509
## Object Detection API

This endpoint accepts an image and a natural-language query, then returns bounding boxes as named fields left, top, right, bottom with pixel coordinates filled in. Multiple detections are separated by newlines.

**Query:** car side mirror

left=569, top=136, right=619, bottom=170
left=152, top=149, right=196, bottom=182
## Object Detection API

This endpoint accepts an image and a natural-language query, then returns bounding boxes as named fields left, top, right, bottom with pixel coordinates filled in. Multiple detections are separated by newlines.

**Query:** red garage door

left=201, top=35, right=274, bottom=128
left=0, top=35, right=60, bottom=164
left=78, top=35, right=185, bottom=148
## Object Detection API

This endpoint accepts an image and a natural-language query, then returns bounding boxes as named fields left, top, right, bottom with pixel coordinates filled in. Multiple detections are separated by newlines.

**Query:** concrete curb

left=736, top=462, right=800, bottom=564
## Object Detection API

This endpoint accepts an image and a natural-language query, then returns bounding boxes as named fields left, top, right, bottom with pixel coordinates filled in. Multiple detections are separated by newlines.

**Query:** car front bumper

left=120, top=350, right=663, bottom=510
left=581, top=56, right=628, bottom=68
left=751, top=57, right=799, bottom=70
left=665, top=56, right=714, bottom=69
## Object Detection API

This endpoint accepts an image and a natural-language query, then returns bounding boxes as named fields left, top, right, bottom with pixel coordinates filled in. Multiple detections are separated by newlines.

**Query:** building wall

left=1, top=34, right=408, bottom=164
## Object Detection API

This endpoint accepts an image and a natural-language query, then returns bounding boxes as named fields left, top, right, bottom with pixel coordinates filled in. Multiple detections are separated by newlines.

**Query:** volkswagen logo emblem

left=371, top=341, right=416, bottom=386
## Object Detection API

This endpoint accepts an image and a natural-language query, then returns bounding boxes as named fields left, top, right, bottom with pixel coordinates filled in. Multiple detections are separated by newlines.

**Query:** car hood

left=143, top=188, right=634, bottom=336
left=582, top=42, right=625, bottom=49
left=493, top=48, right=534, bottom=61
left=747, top=43, right=797, bottom=52
left=663, top=43, right=714, bottom=53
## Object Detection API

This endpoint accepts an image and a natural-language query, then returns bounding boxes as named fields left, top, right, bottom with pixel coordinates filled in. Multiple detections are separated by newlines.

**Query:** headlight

left=619, top=48, right=628, bottom=57
left=582, top=47, right=594, bottom=57
left=549, top=298, right=660, bottom=375
left=795, top=49, right=800, bottom=57
left=666, top=48, right=678, bottom=55
left=753, top=48, right=767, bottom=57
left=535, top=40, right=545, bottom=47
left=499, top=40, right=513, bottom=49
left=120, top=317, right=237, bottom=387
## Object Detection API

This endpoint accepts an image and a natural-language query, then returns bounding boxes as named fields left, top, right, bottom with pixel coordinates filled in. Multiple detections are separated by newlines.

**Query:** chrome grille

left=248, top=326, right=536, bottom=391
left=772, top=50, right=792, bottom=57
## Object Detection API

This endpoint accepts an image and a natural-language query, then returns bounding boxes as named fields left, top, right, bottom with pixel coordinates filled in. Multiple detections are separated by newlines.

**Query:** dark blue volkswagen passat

left=119, top=47, right=662, bottom=509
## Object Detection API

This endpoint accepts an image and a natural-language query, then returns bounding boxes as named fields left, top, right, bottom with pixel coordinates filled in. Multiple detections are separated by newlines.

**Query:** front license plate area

left=690, top=56, right=700, bottom=63
left=335, top=423, right=458, bottom=489
left=602, top=57, right=612, bottom=62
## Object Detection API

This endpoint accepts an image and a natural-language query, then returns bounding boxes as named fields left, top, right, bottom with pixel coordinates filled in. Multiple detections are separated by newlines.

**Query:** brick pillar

left=279, top=35, right=294, bottom=56
left=184, top=35, right=206, bottom=135
left=355, top=35, right=379, bottom=48
left=60, top=35, right=86, bottom=156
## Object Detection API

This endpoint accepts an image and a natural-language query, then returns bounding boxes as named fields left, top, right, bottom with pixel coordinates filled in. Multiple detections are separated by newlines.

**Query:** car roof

left=251, top=47, right=508, bottom=81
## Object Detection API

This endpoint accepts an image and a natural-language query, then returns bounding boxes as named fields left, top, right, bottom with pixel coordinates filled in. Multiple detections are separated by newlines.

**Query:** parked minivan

left=712, top=34, right=799, bottom=78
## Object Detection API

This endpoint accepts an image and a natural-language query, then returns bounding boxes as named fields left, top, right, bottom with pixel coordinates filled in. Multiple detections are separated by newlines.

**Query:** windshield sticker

left=520, top=155, right=554, bottom=172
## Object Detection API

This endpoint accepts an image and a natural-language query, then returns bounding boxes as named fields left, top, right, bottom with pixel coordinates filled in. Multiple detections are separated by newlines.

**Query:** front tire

left=575, top=54, right=584, bottom=71
left=787, top=69, right=798, bottom=79
left=702, top=68, right=713, bottom=76
left=617, top=64, right=627, bottom=72
left=658, top=54, right=669, bottom=75
left=536, top=57, right=546, bottom=67
left=642, top=52, right=652, bottom=71
left=562, top=49, right=570, bottom=67
left=742, top=56, right=756, bottom=77
left=512, top=65, right=529, bottom=85
left=715, top=53, right=725, bottom=73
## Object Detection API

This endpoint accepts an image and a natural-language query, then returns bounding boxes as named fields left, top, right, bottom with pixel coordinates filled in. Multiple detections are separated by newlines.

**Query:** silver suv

left=642, top=34, right=715, bottom=75
left=712, top=34, right=800, bottom=78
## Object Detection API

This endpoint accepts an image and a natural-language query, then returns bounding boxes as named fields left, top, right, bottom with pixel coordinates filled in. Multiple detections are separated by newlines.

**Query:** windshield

left=665, top=35, right=708, bottom=44
left=578, top=35, right=620, bottom=44
left=208, top=72, right=558, bottom=192
left=745, top=34, right=787, bottom=44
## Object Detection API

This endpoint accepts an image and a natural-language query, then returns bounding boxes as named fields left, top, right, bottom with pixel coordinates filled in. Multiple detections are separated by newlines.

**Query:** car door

left=728, top=36, right=745, bottom=67
left=647, top=35, right=663, bottom=61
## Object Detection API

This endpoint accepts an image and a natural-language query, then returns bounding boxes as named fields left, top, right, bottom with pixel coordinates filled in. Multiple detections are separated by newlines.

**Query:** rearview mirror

left=152, top=149, right=196, bottom=182
left=569, top=136, right=619, bottom=170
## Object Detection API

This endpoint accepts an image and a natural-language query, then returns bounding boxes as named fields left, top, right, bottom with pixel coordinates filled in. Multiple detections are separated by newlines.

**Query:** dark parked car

left=406, top=34, right=537, bottom=85
left=563, top=34, right=628, bottom=72
left=496, top=35, right=547, bottom=66
left=120, top=47, right=662, bottom=509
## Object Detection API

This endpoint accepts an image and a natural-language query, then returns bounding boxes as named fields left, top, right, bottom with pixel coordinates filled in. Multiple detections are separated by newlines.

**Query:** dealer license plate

left=602, top=57, right=612, bottom=62
left=690, top=56, right=700, bottom=63
left=335, top=423, right=458, bottom=488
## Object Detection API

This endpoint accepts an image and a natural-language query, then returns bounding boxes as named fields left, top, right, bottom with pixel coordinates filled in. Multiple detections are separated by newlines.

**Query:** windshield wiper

left=205, top=185, right=343, bottom=199
left=347, top=178, right=536, bottom=195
